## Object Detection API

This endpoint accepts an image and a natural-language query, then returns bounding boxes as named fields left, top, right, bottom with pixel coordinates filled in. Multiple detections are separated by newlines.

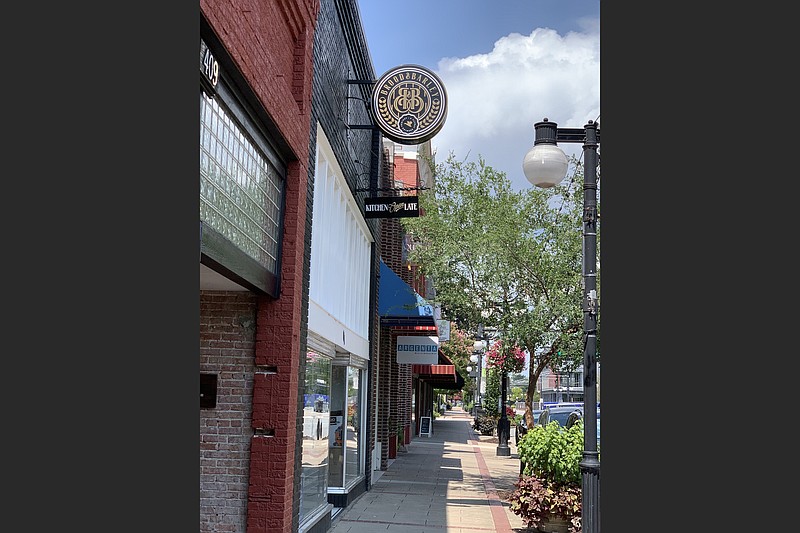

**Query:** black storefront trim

left=200, top=222, right=278, bottom=297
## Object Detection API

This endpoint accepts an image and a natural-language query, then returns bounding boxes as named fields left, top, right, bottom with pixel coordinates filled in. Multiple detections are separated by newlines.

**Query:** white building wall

left=308, top=125, right=372, bottom=359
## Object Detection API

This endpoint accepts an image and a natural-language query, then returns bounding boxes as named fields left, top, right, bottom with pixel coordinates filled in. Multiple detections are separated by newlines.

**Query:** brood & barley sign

left=371, top=64, right=448, bottom=145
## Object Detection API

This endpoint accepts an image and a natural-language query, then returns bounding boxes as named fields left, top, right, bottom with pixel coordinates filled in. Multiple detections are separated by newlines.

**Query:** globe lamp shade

left=522, top=143, right=569, bottom=188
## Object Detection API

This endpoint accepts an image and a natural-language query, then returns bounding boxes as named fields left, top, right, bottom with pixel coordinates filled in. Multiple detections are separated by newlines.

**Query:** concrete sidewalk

left=328, top=407, right=529, bottom=532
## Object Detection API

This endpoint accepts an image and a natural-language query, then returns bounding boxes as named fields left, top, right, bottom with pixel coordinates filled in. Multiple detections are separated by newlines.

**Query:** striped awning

left=412, top=364, right=456, bottom=376
left=412, top=351, right=464, bottom=390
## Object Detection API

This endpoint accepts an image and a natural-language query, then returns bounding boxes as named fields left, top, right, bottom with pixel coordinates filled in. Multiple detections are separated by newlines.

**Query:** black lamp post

left=472, top=323, right=490, bottom=423
left=470, top=343, right=483, bottom=420
left=496, top=367, right=511, bottom=456
left=466, top=364, right=474, bottom=408
left=523, top=118, right=600, bottom=533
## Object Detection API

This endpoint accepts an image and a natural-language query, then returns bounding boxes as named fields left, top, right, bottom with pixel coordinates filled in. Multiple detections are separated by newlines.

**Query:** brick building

left=199, top=1, right=320, bottom=532
left=199, top=2, right=457, bottom=532
left=377, top=142, right=464, bottom=450
left=300, top=0, right=380, bottom=529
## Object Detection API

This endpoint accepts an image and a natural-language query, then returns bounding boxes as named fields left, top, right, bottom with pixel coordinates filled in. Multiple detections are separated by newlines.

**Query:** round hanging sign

left=371, top=64, right=448, bottom=145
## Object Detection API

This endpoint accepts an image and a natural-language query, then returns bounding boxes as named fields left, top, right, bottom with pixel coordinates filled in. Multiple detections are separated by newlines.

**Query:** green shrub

left=510, top=420, right=585, bottom=532
left=517, top=420, right=584, bottom=484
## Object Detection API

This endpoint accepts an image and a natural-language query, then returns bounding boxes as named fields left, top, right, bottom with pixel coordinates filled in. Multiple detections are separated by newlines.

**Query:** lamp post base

left=580, top=451, right=600, bottom=533
left=496, top=417, right=511, bottom=456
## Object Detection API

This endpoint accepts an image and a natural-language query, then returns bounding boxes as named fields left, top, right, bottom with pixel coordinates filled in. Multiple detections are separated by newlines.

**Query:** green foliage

left=439, top=325, right=474, bottom=376
left=517, top=421, right=585, bottom=484
left=400, top=153, right=600, bottom=427
left=508, top=475, right=582, bottom=533
left=483, top=368, right=501, bottom=415
left=511, top=420, right=585, bottom=533
left=510, top=386, right=525, bottom=402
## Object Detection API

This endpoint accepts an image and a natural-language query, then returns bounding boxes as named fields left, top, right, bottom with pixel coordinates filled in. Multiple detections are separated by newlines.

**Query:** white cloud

left=431, top=25, right=600, bottom=191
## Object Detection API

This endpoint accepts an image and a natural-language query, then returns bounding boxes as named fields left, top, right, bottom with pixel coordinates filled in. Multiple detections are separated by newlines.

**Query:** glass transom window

left=200, top=92, right=282, bottom=274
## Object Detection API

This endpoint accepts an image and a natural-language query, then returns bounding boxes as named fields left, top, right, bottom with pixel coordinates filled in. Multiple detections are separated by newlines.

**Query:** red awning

left=412, top=350, right=464, bottom=389
left=412, top=364, right=456, bottom=376
left=413, top=349, right=456, bottom=378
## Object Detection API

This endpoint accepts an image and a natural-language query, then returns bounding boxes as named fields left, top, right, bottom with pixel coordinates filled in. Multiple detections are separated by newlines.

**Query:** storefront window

left=345, top=367, right=362, bottom=486
left=328, top=366, right=346, bottom=488
left=328, top=364, right=365, bottom=491
left=299, top=350, right=331, bottom=524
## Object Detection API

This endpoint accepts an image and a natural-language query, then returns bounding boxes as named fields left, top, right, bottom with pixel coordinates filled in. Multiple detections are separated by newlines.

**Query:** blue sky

left=357, top=0, right=600, bottom=192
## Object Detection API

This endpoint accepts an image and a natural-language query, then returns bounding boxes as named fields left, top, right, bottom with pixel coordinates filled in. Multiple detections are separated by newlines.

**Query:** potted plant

left=474, top=413, right=497, bottom=436
left=509, top=410, right=523, bottom=441
left=508, top=420, right=587, bottom=533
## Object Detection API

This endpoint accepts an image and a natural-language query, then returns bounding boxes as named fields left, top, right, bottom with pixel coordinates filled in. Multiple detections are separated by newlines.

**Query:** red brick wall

left=246, top=161, right=309, bottom=533
left=380, top=148, right=405, bottom=276
left=392, top=151, right=430, bottom=297
left=393, top=155, right=419, bottom=190
left=200, top=291, right=259, bottom=533
left=201, top=2, right=319, bottom=530
left=200, top=0, right=319, bottom=163
left=378, top=145, right=415, bottom=455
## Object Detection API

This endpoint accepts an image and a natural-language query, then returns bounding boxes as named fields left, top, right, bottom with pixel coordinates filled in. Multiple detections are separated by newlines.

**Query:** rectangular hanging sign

left=396, top=335, right=439, bottom=364
left=436, top=320, right=450, bottom=342
left=364, top=196, right=419, bottom=218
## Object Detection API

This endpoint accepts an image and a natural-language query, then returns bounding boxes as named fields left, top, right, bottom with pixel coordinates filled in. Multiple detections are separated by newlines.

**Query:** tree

left=438, top=325, right=474, bottom=377
left=483, top=368, right=501, bottom=415
left=510, top=386, right=525, bottom=403
left=401, top=152, right=599, bottom=429
left=437, top=325, right=476, bottom=402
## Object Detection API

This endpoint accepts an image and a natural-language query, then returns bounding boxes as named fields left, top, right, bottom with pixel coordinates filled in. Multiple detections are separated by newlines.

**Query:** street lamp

left=470, top=343, right=483, bottom=419
left=496, top=363, right=511, bottom=457
left=523, top=118, right=600, bottom=533
left=465, top=365, right=473, bottom=408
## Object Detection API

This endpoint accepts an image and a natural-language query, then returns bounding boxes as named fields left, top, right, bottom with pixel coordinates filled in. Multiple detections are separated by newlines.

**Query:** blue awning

left=378, top=259, right=436, bottom=328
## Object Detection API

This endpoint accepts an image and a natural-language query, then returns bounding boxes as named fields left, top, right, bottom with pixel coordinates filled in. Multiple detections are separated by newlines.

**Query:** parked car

left=538, top=405, right=583, bottom=428
left=539, top=405, right=601, bottom=446
left=596, top=410, right=600, bottom=446
left=514, top=409, right=543, bottom=445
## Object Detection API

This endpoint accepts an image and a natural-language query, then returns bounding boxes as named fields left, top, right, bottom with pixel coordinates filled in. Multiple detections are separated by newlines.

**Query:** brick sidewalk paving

left=328, top=407, right=529, bottom=532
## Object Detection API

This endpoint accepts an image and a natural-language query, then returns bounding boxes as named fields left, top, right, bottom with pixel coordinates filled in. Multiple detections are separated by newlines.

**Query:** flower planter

left=536, top=514, right=570, bottom=533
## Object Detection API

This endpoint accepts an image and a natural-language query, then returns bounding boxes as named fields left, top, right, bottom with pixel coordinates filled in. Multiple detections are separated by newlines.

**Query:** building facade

left=199, top=1, right=319, bottom=532
left=300, top=0, right=380, bottom=530
left=199, top=2, right=456, bottom=532
left=538, top=363, right=600, bottom=404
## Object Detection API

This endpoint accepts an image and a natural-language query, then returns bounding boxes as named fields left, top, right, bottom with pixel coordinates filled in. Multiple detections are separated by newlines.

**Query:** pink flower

left=485, top=340, right=526, bottom=374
